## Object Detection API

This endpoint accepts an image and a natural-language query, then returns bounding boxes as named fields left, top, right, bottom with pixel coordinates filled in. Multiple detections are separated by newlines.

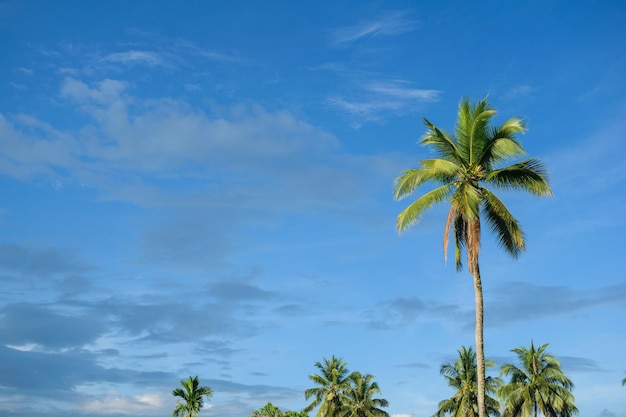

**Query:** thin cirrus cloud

left=100, top=50, right=167, bottom=67
left=327, top=80, right=441, bottom=125
left=330, top=11, right=418, bottom=45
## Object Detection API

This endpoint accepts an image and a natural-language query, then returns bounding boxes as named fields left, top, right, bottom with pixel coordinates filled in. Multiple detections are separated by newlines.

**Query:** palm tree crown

left=394, top=97, right=552, bottom=268
left=339, top=372, right=390, bottom=417
left=304, top=356, right=354, bottom=417
left=394, top=97, right=552, bottom=417
left=434, top=346, right=501, bottom=417
left=172, top=376, right=213, bottom=417
left=499, top=342, right=578, bottom=417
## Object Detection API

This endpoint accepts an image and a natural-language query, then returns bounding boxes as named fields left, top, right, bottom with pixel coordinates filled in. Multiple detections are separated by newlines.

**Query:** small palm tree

left=394, top=97, right=552, bottom=417
left=339, top=372, right=389, bottom=417
left=252, top=402, right=283, bottom=417
left=434, top=346, right=501, bottom=417
left=172, top=376, right=213, bottom=417
left=499, top=342, right=578, bottom=417
left=304, top=356, right=354, bottom=417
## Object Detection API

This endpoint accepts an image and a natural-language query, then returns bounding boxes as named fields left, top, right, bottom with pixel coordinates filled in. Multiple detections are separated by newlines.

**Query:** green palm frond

left=455, top=97, right=496, bottom=166
left=393, top=158, right=460, bottom=200
left=421, top=119, right=465, bottom=167
left=487, top=158, right=552, bottom=196
left=396, top=184, right=453, bottom=233
left=450, top=183, right=481, bottom=221
left=480, top=189, right=525, bottom=257
left=478, top=120, right=526, bottom=168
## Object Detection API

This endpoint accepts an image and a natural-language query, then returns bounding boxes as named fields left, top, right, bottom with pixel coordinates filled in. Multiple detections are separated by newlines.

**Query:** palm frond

left=393, top=158, right=460, bottom=200
left=455, top=97, right=496, bottom=167
left=421, top=118, right=466, bottom=167
left=443, top=206, right=456, bottom=264
left=486, top=158, right=552, bottom=196
left=481, top=188, right=525, bottom=257
left=453, top=215, right=466, bottom=271
left=450, top=183, right=481, bottom=221
left=479, top=117, right=526, bottom=168
left=396, top=184, right=453, bottom=233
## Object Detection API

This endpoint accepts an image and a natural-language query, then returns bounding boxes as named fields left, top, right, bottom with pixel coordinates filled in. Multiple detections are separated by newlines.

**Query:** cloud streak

left=330, top=11, right=418, bottom=45
left=327, top=79, right=440, bottom=126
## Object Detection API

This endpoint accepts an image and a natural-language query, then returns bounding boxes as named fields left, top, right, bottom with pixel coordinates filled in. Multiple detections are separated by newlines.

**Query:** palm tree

left=394, top=97, right=552, bottom=417
left=433, top=346, right=502, bottom=417
left=172, top=376, right=213, bottom=417
left=252, top=402, right=283, bottom=417
left=499, top=342, right=578, bottom=417
left=304, top=356, right=354, bottom=417
left=339, top=372, right=390, bottom=417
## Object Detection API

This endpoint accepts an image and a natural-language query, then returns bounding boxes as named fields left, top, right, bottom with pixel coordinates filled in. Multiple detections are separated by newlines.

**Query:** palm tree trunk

left=473, top=265, right=486, bottom=417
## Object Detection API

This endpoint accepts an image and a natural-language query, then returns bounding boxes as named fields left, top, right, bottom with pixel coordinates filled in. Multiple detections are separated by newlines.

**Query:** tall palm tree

left=499, top=342, right=578, bottom=417
left=172, top=376, right=213, bottom=417
left=433, top=346, right=502, bottom=417
left=394, top=97, right=552, bottom=417
left=305, top=356, right=354, bottom=417
left=339, top=372, right=390, bottom=417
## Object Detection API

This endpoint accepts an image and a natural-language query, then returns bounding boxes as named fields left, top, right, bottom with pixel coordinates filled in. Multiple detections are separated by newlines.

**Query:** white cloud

left=101, top=50, right=166, bottom=67
left=81, top=391, right=168, bottom=414
left=16, top=67, right=34, bottom=75
left=327, top=79, right=440, bottom=126
left=366, top=81, right=439, bottom=101
left=330, top=11, right=417, bottom=45
left=60, top=77, right=127, bottom=103
left=1, top=77, right=401, bottom=216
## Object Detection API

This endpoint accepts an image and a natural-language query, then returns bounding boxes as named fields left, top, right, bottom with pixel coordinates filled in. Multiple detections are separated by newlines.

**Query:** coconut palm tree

left=339, top=372, right=390, bottom=417
left=394, top=97, right=552, bottom=417
left=499, top=342, right=578, bottom=417
left=252, top=402, right=283, bottom=417
left=433, top=346, right=502, bottom=417
left=172, top=376, right=213, bottom=417
left=305, top=356, right=354, bottom=417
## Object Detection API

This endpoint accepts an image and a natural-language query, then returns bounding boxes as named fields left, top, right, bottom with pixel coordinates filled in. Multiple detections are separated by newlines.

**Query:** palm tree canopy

left=172, top=376, right=213, bottom=417
left=252, top=403, right=283, bottom=417
left=394, top=97, right=552, bottom=271
left=304, top=356, right=354, bottom=417
left=499, top=342, right=578, bottom=417
left=339, top=372, right=390, bottom=417
left=434, top=346, right=501, bottom=417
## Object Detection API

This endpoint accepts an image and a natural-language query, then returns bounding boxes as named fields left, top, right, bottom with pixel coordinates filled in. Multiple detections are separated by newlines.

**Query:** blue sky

left=1, top=1, right=625, bottom=416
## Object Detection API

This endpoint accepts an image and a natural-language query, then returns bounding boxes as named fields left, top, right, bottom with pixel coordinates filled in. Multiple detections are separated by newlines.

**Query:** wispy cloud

left=80, top=391, right=167, bottom=415
left=327, top=79, right=440, bottom=127
left=366, top=81, right=439, bottom=101
left=504, top=84, right=534, bottom=100
left=330, top=11, right=418, bottom=45
left=101, top=50, right=166, bottom=67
